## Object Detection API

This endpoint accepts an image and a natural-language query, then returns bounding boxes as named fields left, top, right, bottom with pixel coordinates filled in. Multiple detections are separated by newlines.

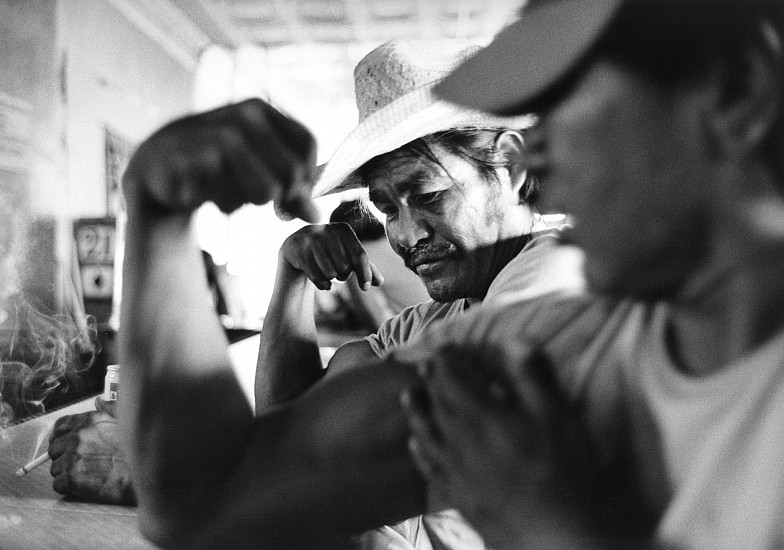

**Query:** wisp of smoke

left=0, top=294, right=98, bottom=431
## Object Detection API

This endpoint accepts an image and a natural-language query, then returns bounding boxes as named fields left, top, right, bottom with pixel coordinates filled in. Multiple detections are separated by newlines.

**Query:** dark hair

left=594, top=1, right=784, bottom=184
left=330, top=199, right=386, bottom=241
left=356, top=127, right=540, bottom=205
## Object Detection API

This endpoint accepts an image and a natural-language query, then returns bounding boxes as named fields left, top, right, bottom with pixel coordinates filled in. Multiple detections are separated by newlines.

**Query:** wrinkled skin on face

left=368, top=144, right=530, bottom=303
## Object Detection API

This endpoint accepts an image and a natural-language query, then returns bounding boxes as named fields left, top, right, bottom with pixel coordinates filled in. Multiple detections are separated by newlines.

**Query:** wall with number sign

left=0, top=0, right=195, bottom=313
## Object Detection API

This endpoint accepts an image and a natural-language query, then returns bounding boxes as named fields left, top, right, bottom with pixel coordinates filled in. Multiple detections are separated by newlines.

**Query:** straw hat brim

left=312, top=85, right=534, bottom=198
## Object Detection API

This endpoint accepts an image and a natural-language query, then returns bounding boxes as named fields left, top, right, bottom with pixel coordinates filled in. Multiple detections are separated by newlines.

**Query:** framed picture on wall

left=104, top=127, right=134, bottom=216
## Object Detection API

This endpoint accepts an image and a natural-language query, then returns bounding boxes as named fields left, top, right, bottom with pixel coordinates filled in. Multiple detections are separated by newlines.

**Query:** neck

left=473, top=232, right=532, bottom=301
left=668, top=187, right=784, bottom=375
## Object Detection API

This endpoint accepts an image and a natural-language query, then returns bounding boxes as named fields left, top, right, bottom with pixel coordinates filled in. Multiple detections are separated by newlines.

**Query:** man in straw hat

left=398, top=0, right=784, bottom=548
left=254, top=38, right=583, bottom=548
left=116, top=38, right=594, bottom=548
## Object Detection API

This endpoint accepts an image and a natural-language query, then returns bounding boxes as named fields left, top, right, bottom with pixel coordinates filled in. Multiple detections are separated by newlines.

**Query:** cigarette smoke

left=0, top=297, right=97, bottom=429
left=0, top=197, right=98, bottom=429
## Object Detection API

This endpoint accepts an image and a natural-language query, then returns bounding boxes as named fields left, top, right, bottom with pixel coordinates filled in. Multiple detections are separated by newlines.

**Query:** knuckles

left=125, top=98, right=316, bottom=215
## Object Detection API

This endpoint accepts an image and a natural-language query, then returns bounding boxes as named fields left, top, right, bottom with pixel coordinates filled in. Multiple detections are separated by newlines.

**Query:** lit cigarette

left=15, top=453, right=51, bottom=476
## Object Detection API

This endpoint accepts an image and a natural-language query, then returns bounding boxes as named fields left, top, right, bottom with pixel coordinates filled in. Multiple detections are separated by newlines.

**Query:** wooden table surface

left=0, top=397, right=158, bottom=550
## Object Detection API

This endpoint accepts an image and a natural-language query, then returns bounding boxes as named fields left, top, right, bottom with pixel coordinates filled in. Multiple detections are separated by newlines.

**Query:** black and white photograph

left=1, top=0, right=783, bottom=548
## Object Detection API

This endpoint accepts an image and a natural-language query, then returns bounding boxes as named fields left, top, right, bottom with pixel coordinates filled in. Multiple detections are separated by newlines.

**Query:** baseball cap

left=433, top=0, right=624, bottom=115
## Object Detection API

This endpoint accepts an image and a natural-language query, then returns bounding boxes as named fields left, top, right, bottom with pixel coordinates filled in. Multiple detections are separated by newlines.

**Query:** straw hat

left=312, top=39, right=534, bottom=198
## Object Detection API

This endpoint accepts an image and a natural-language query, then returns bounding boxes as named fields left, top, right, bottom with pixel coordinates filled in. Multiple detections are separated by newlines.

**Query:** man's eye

left=414, top=191, right=444, bottom=205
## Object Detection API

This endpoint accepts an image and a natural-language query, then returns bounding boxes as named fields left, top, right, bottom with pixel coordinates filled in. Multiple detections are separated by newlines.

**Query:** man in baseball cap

left=402, top=1, right=784, bottom=548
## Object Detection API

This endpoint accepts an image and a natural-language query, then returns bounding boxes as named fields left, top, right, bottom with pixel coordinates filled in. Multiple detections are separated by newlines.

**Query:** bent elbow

left=136, top=492, right=211, bottom=549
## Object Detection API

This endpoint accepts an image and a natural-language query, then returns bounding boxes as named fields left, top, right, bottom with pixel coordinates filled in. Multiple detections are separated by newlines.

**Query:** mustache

left=402, top=241, right=457, bottom=270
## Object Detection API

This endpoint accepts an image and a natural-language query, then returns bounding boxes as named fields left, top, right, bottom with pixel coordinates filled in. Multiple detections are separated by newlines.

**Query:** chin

left=425, top=289, right=456, bottom=303
left=422, top=280, right=461, bottom=304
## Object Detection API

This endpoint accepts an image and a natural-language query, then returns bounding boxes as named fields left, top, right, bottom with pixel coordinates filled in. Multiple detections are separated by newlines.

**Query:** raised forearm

left=255, top=254, right=323, bottom=410
left=115, top=98, right=325, bottom=546
left=119, top=192, right=254, bottom=545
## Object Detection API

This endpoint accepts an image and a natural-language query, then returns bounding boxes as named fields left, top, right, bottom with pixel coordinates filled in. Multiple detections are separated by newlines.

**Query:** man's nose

left=395, top=208, right=431, bottom=249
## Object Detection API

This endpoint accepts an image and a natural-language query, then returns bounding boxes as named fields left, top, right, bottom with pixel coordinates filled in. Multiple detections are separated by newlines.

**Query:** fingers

left=51, top=472, right=71, bottom=496
left=48, top=421, right=124, bottom=502
left=234, top=99, right=318, bottom=221
left=51, top=412, right=89, bottom=440
left=496, top=347, right=560, bottom=423
left=310, top=245, right=338, bottom=290
left=401, top=343, right=550, bottom=469
left=368, top=260, right=385, bottom=288
left=94, top=397, right=118, bottom=418
left=126, top=98, right=319, bottom=220
left=50, top=433, right=77, bottom=495
left=50, top=448, right=67, bottom=476
left=49, top=433, right=70, bottom=459
left=336, top=227, right=376, bottom=290
left=214, top=126, right=277, bottom=211
left=400, top=387, right=446, bottom=482
left=284, top=223, right=377, bottom=289
left=50, top=458, right=100, bottom=500
left=424, top=347, right=502, bottom=438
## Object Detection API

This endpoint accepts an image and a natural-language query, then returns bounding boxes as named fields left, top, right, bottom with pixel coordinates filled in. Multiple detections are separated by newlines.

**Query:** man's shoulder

left=365, top=298, right=467, bottom=357
left=486, top=229, right=585, bottom=305
left=392, top=299, right=464, bottom=326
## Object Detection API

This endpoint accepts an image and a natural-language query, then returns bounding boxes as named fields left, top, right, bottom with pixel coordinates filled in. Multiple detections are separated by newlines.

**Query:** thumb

left=95, top=397, right=118, bottom=418
left=369, top=260, right=385, bottom=287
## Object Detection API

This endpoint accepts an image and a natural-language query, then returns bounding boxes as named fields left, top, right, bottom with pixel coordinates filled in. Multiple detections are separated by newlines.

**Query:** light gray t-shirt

left=358, top=230, right=586, bottom=550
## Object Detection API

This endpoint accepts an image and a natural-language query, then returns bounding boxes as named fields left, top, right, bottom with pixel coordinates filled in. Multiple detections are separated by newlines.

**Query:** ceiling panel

left=168, top=0, right=522, bottom=49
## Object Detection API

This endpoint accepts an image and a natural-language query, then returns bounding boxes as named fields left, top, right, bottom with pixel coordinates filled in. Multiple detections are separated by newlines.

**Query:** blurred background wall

left=0, top=0, right=519, bottom=329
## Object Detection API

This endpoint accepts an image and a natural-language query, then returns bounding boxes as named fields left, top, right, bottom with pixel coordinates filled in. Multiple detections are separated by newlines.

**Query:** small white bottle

left=103, top=364, right=120, bottom=402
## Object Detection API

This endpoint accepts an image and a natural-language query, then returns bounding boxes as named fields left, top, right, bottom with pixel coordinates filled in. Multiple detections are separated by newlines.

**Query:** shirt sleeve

left=364, top=303, right=429, bottom=358
left=364, top=300, right=460, bottom=358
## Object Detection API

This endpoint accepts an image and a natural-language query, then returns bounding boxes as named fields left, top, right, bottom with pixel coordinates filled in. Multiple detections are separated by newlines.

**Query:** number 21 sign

left=74, top=217, right=116, bottom=300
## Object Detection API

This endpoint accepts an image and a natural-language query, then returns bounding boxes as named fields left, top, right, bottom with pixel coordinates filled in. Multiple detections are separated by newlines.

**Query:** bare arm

left=118, top=100, right=424, bottom=547
left=255, top=253, right=321, bottom=410
left=255, top=223, right=383, bottom=410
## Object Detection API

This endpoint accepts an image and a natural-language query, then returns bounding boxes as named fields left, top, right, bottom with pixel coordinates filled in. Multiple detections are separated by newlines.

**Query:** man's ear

left=704, top=21, right=783, bottom=159
left=493, top=130, right=528, bottom=202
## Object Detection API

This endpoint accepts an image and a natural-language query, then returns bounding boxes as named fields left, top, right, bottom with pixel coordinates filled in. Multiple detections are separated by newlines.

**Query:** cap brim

left=433, top=0, right=624, bottom=115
